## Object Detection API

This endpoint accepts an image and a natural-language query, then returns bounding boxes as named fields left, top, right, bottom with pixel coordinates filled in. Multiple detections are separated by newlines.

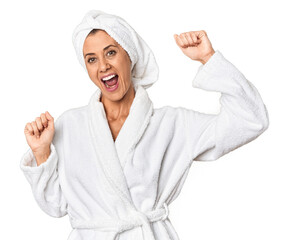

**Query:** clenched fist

left=24, top=111, right=55, bottom=165
left=174, top=30, right=215, bottom=64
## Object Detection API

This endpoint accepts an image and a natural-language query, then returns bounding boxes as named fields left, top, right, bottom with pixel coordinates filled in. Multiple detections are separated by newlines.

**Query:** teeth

left=102, top=74, right=116, bottom=81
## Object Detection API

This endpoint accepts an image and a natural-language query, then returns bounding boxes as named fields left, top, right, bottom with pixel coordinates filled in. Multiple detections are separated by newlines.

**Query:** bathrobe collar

left=87, top=84, right=153, bottom=206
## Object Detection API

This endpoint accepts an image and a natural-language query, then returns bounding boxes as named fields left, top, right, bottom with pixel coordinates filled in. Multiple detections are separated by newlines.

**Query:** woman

left=20, top=10, right=269, bottom=240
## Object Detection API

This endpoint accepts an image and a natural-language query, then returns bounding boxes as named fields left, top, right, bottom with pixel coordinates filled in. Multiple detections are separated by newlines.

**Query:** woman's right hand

left=24, top=111, right=55, bottom=165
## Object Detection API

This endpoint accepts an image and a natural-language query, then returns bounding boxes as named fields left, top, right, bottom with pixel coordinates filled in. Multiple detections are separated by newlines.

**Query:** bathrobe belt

left=70, top=203, right=169, bottom=239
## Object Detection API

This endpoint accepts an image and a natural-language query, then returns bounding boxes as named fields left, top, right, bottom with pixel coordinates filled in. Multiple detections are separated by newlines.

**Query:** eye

left=88, top=57, right=96, bottom=63
left=107, top=50, right=116, bottom=56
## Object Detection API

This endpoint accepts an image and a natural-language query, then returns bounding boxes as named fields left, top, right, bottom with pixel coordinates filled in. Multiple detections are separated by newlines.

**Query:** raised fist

left=24, top=111, right=55, bottom=165
left=174, top=30, right=215, bottom=64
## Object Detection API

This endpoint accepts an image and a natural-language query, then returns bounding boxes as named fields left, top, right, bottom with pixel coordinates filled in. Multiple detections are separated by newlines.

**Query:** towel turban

left=72, top=10, right=159, bottom=89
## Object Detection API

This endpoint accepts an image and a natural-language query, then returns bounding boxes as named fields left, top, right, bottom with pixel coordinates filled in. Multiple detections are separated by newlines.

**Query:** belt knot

left=70, top=202, right=170, bottom=240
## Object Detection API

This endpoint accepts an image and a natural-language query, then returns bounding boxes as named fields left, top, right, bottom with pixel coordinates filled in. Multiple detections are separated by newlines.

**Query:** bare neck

left=101, top=84, right=136, bottom=121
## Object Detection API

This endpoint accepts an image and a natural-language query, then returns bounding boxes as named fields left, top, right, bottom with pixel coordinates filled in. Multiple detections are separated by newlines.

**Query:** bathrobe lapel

left=87, top=84, right=153, bottom=207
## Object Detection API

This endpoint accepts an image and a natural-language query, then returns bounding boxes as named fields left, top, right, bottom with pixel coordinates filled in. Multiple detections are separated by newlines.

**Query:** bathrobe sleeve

left=184, top=50, right=269, bottom=161
left=20, top=115, right=68, bottom=217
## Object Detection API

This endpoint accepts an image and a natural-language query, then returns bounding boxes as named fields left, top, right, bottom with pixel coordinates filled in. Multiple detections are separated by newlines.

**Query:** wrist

left=200, top=50, right=215, bottom=65
left=33, top=146, right=51, bottom=166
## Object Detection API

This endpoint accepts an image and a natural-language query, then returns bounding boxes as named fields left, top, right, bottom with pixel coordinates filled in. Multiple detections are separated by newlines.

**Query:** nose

left=99, top=57, right=111, bottom=72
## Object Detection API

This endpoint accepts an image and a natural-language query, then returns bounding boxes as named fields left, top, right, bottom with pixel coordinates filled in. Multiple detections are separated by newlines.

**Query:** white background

left=1, top=0, right=288, bottom=239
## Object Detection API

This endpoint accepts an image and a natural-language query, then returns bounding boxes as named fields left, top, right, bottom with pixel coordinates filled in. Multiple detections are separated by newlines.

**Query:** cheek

left=86, top=68, right=93, bottom=79
left=118, top=58, right=131, bottom=77
left=86, top=65, right=97, bottom=79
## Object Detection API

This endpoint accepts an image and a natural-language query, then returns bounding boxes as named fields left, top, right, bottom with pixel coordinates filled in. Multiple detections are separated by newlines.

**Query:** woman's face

left=83, top=30, right=133, bottom=102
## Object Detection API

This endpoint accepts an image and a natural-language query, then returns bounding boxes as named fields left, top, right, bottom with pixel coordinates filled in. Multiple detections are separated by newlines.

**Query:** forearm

left=186, top=50, right=269, bottom=161
left=20, top=143, right=68, bottom=217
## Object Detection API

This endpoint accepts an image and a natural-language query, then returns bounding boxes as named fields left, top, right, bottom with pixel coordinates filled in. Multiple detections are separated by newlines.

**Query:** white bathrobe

left=20, top=51, right=269, bottom=240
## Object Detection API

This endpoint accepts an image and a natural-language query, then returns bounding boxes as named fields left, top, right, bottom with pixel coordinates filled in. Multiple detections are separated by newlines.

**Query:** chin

left=101, top=89, right=126, bottom=102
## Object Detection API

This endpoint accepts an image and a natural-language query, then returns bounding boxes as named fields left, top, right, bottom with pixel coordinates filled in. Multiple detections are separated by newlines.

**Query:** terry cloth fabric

left=20, top=51, right=269, bottom=240
left=72, top=9, right=159, bottom=89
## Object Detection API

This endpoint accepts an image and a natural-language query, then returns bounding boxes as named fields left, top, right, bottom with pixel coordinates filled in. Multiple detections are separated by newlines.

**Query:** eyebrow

left=84, top=44, right=117, bottom=58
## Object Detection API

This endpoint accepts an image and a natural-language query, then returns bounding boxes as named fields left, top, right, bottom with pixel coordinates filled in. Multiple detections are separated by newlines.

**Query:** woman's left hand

left=174, top=30, right=215, bottom=64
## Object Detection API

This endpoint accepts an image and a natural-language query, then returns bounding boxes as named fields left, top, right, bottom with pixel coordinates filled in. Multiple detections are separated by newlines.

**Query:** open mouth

left=101, top=75, right=119, bottom=91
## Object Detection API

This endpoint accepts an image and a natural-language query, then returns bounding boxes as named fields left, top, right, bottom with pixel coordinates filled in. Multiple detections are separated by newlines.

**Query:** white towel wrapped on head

left=72, top=10, right=159, bottom=89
